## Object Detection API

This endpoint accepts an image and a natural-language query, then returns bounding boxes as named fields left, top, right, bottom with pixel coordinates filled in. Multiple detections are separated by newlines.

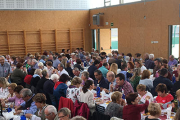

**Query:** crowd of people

left=0, top=48, right=180, bottom=120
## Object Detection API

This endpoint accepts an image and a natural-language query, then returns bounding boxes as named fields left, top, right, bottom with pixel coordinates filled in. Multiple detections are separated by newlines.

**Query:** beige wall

left=90, top=0, right=180, bottom=59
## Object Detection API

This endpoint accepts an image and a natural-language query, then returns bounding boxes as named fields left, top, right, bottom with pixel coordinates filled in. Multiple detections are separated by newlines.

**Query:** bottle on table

left=96, top=84, right=100, bottom=97
left=122, top=89, right=125, bottom=99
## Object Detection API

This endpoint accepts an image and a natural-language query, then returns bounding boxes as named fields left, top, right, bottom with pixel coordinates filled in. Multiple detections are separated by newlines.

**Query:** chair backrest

left=95, top=103, right=105, bottom=114
left=92, top=111, right=111, bottom=120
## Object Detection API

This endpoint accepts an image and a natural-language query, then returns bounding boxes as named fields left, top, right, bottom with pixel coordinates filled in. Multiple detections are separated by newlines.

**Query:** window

left=111, top=0, right=120, bottom=5
left=122, top=0, right=141, bottom=4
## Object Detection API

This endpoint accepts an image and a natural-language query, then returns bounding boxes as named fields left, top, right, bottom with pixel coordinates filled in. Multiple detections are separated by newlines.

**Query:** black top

left=43, top=80, right=55, bottom=95
left=30, top=76, right=41, bottom=88
left=172, top=81, right=180, bottom=98
left=36, top=77, right=49, bottom=93
left=115, top=59, right=122, bottom=69
left=74, top=64, right=84, bottom=71
left=94, top=76, right=109, bottom=89
left=88, top=64, right=97, bottom=81
left=65, top=67, right=74, bottom=78
left=145, top=59, right=155, bottom=69
left=152, top=76, right=173, bottom=96
left=145, top=116, right=159, bottom=120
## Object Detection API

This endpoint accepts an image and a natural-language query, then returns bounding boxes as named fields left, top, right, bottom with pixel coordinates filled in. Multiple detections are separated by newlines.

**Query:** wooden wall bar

left=0, top=29, right=84, bottom=57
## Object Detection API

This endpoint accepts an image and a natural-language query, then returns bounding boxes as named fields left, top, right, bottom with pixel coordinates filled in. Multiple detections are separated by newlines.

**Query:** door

left=100, top=29, right=111, bottom=54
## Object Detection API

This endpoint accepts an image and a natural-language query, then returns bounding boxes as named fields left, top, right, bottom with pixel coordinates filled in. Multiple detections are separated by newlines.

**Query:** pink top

left=8, top=96, right=24, bottom=106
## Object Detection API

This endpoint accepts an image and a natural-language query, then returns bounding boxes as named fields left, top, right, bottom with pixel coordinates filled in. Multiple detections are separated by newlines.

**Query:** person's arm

left=137, top=100, right=149, bottom=112
left=23, top=102, right=37, bottom=114
left=7, top=96, right=16, bottom=102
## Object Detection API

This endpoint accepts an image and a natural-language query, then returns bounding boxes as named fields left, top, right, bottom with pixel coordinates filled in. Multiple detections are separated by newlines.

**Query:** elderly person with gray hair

left=73, top=67, right=81, bottom=78
left=38, top=62, right=47, bottom=71
left=36, top=69, right=49, bottom=93
left=145, top=54, right=155, bottom=69
left=30, top=69, right=42, bottom=93
left=168, top=55, right=178, bottom=67
left=15, top=88, right=37, bottom=114
left=31, top=59, right=39, bottom=69
left=44, top=105, right=58, bottom=120
left=81, top=71, right=93, bottom=86
left=0, top=55, right=12, bottom=79
left=57, top=63, right=69, bottom=77
left=58, top=107, right=71, bottom=120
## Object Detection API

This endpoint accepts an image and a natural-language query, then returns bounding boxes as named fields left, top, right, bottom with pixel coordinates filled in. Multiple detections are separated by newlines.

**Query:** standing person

left=0, top=56, right=12, bottom=80
left=88, top=60, right=100, bottom=81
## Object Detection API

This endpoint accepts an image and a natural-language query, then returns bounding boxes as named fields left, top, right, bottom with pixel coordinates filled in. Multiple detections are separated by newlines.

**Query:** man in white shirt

left=57, top=63, right=69, bottom=77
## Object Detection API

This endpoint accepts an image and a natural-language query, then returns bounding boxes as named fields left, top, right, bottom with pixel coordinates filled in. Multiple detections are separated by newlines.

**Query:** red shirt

left=123, top=100, right=149, bottom=120
left=156, top=94, right=174, bottom=108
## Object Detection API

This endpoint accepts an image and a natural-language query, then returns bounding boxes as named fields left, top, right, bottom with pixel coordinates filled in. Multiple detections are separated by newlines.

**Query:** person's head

left=14, top=85, right=24, bottom=98
left=58, top=107, right=71, bottom=120
left=16, top=63, right=23, bottom=69
left=136, top=84, right=146, bottom=96
left=38, top=62, right=44, bottom=69
left=154, top=58, right=162, bottom=67
left=62, top=49, right=65, bottom=53
left=49, top=55, right=53, bottom=60
left=32, top=59, right=37, bottom=66
left=144, top=53, right=149, bottom=60
left=103, top=62, right=109, bottom=70
left=42, top=69, right=49, bottom=78
left=126, top=93, right=139, bottom=105
left=111, top=91, right=122, bottom=104
left=106, top=71, right=115, bottom=83
left=73, top=67, right=80, bottom=77
left=115, top=73, right=125, bottom=86
left=82, top=80, right=94, bottom=93
left=46, top=61, right=53, bottom=69
left=81, top=71, right=89, bottom=81
left=8, top=83, right=17, bottom=95
left=131, top=68, right=141, bottom=81
left=0, top=55, right=5, bottom=65
left=20, top=88, right=33, bottom=102
left=109, top=63, right=118, bottom=75
left=50, top=74, right=59, bottom=83
left=127, top=62, right=134, bottom=70
left=71, top=116, right=86, bottom=120
left=59, top=74, right=70, bottom=84
left=58, top=63, right=64, bottom=71
left=159, top=68, right=168, bottom=77
left=27, top=59, right=32, bottom=65
left=169, top=55, right=175, bottom=61
left=176, top=89, right=180, bottom=102
left=45, top=105, right=57, bottom=120
left=33, top=93, right=47, bottom=109
left=34, top=69, right=42, bottom=77
left=100, top=52, right=106, bottom=58
left=94, top=69, right=103, bottom=80
left=174, top=108, right=180, bottom=120
left=149, top=54, right=154, bottom=60
left=148, top=103, right=161, bottom=117
left=71, top=77, right=82, bottom=88
left=121, top=64, right=127, bottom=71
left=93, top=60, right=100, bottom=68
left=134, top=59, right=142, bottom=68
left=155, top=83, right=168, bottom=97
left=0, top=77, right=9, bottom=88
left=141, top=70, right=151, bottom=79
left=136, top=53, right=141, bottom=59
left=76, top=59, right=82, bottom=64
left=161, top=64, right=168, bottom=69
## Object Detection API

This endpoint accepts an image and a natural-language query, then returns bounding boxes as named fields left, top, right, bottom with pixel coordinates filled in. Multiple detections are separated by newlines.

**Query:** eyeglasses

left=45, top=112, right=52, bottom=116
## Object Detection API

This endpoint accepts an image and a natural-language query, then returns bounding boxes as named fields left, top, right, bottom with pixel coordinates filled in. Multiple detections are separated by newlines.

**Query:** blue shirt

left=98, top=66, right=109, bottom=78
left=32, top=63, right=39, bottom=69
left=0, top=62, right=12, bottom=77
left=39, top=59, right=45, bottom=64
left=94, top=76, right=109, bottom=89
left=20, top=95, right=37, bottom=114
left=53, top=58, right=61, bottom=68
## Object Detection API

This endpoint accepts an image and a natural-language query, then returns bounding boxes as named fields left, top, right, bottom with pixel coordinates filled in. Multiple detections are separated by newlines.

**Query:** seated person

left=175, top=89, right=180, bottom=108
left=105, top=91, right=124, bottom=118
left=0, top=77, right=9, bottom=99
left=1, top=83, right=17, bottom=101
left=25, top=93, right=48, bottom=120
left=44, top=105, right=58, bottom=120
left=15, top=88, right=37, bottom=114
left=155, top=83, right=174, bottom=109
left=66, top=77, right=82, bottom=103
left=130, top=68, right=141, bottom=92
left=58, top=108, right=71, bottom=120
left=136, top=84, right=153, bottom=104
left=111, top=73, right=134, bottom=96
left=4, top=85, right=24, bottom=108
left=94, top=70, right=109, bottom=91
left=123, top=93, right=149, bottom=120
left=145, top=103, right=161, bottom=120
left=120, top=64, right=132, bottom=82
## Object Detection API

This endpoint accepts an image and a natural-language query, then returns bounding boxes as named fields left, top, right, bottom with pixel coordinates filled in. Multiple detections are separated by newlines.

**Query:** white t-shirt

left=139, top=91, right=153, bottom=103
left=58, top=69, right=69, bottom=76
left=141, top=65, right=147, bottom=73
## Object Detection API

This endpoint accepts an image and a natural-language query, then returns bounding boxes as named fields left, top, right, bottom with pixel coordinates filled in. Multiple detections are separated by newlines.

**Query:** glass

left=45, top=112, right=52, bottom=116
left=58, top=115, right=65, bottom=119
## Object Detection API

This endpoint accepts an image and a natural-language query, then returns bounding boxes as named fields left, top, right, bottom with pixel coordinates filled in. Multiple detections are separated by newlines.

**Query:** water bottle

left=21, top=115, right=26, bottom=120
left=96, top=84, right=100, bottom=97
left=122, top=89, right=125, bottom=99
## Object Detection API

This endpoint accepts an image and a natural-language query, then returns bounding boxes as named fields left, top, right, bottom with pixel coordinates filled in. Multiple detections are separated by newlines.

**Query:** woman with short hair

left=145, top=103, right=161, bottom=120
left=105, top=91, right=124, bottom=118
left=25, top=93, right=48, bottom=120
left=81, top=71, right=93, bottom=86
left=139, top=70, right=153, bottom=90
left=66, top=77, right=82, bottom=103
left=123, top=93, right=149, bottom=120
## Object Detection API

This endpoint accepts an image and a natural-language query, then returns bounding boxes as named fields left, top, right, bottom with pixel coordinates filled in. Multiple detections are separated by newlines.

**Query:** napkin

left=2, top=111, right=14, bottom=120
left=101, top=90, right=106, bottom=100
